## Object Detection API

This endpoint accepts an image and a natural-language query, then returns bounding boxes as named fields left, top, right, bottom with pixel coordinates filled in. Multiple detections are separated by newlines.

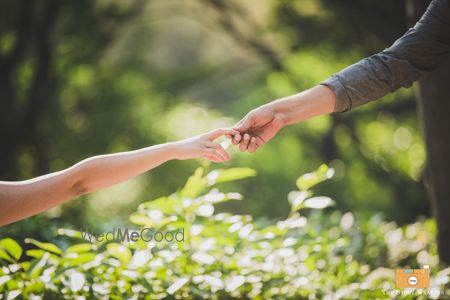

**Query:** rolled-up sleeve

left=321, top=0, right=450, bottom=112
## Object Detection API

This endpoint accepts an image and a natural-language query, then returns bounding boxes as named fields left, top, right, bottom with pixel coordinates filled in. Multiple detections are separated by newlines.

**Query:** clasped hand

left=187, top=104, right=285, bottom=163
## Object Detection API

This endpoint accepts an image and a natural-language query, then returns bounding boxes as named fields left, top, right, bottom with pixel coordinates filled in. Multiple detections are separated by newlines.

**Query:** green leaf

left=0, top=275, right=11, bottom=286
left=106, top=243, right=131, bottom=265
left=137, top=277, right=154, bottom=293
left=201, top=192, right=243, bottom=204
left=167, top=277, right=189, bottom=294
left=6, top=290, right=20, bottom=299
left=23, top=280, right=45, bottom=293
left=25, top=249, right=47, bottom=259
left=207, top=168, right=257, bottom=185
left=0, top=248, right=13, bottom=263
left=296, top=164, right=334, bottom=191
left=225, top=275, right=245, bottom=292
left=138, top=196, right=178, bottom=214
left=303, top=196, right=335, bottom=209
left=66, top=243, right=94, bottom=253
left=129, top=213, right=154, bottom=226
left=25, top=239, right=62, bottom=255
left=26, top=252, right=50, bottom=278
left=49, top=266, right=74, bottom=284
left=277, top=213, right=307, bottom=229
left=0, top=238, right=22, bottom=261
left=57, top=228, right=83, bottom=239
left=130, top=213, right=175, bottom=228
left=288, top=191, right=309, bottom=213
left=64, top=253, right=96, bottom=267
left=180, top=167, right=207, bottom=198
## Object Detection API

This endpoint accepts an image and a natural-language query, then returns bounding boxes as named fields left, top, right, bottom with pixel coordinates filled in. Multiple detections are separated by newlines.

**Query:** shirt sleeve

left=321, top=0, right=450, bottom=112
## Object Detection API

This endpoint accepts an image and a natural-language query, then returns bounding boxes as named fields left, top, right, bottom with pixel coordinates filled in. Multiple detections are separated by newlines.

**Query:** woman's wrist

left=163, top=141, right=184, bottom=160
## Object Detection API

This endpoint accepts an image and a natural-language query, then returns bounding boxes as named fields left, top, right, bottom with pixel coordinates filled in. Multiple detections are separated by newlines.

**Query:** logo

left=79, top=227, right=185, bottom=243
left=395, top=265, right=430, bottom=288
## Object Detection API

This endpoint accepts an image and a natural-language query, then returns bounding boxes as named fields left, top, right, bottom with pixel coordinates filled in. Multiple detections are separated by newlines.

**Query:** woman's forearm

left=269, top=85, right=336, bottom=127
left=0, top=143, right=177, bottom=226
left=0, top=128, right=234, bottom=226
left=69, top=143, right=177, bottom=195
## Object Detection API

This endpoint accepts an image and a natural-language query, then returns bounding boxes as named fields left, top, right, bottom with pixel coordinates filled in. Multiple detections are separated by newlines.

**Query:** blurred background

left=0, top=0, right=429, bottom=240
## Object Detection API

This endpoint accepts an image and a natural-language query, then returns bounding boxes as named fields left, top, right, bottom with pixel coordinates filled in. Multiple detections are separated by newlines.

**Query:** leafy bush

left=1, top=165, right=449, bottom=299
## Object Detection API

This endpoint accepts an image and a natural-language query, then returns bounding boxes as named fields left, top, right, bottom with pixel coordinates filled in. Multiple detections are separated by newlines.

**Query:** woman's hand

left=171, top=128, right=237, bottom=162
left=0, top=128, right=237, bottom=226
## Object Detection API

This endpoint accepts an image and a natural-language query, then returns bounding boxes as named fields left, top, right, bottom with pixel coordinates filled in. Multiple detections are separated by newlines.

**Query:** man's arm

left=322, top=0, right=450, bottom=112
left=234, top=0, right=450, bottom=151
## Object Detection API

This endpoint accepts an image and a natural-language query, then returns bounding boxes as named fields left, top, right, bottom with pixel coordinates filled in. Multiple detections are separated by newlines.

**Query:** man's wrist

left=268, top=85, right=336, bottom=126
left=266, top=95, right=301, bottom=127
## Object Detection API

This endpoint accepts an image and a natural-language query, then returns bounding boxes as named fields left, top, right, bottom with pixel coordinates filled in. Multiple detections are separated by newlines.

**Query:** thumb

left=233, top=115, right=252, bottom=133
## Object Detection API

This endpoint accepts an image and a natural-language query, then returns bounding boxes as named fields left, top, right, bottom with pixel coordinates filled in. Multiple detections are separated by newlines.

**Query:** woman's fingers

left=203, top=148, right=227, bottom=162
left=202, top=128, right=261, bottom=154
left=206, top=142, right=230, bottom=160
left=207, top=128, right=238, bottom=141
left=203, top=155, right=221, bottom=162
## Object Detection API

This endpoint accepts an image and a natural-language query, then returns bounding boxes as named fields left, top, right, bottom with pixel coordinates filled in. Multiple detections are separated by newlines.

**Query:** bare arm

left=268, top=85, right=336, bottom=126
left=232, top=85, right=335, bottom=152
left=233, top=0, right=450, bottom=151
left=0, top=128, right=235, bottom=227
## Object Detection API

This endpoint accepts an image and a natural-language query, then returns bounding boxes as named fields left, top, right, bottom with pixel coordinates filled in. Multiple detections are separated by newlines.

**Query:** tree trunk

left=407, top=0, right=450, bottom=264
left=417, top=58, right=450, bottom=265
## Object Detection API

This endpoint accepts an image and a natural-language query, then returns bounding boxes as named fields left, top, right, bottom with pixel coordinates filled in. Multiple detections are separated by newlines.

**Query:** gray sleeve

left=321, top=0, right=450, bottom=112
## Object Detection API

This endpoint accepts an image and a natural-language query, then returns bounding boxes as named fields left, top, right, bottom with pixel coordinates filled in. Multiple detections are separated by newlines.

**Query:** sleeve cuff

left=320, top=75, right=352, bottom=113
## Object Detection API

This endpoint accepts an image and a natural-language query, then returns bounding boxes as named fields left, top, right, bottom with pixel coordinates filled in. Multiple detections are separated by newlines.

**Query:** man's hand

left=232, top=105, right=285, bottom=153
left=231, top=86, right=336, bottom=153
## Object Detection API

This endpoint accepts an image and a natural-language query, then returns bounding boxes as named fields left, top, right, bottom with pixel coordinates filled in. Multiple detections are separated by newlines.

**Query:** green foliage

left=296, top=164, right=334, bottom=191
left=0, top=0, right=429, bottom=231
left=1, top=167, right=448, bottom=299
left=0, top=239, right=22, bottom=262
left=25, top=239, right=62, bottom=256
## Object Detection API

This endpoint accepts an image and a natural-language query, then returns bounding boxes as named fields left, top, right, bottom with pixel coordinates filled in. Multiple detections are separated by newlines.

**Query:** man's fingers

left=206, top=142, right=230, bottom=160
left=248, top=137, right=259, bottom=153
left=239, top=133, right=251, bottom=152
left=232, top=133, right=242, bottom=145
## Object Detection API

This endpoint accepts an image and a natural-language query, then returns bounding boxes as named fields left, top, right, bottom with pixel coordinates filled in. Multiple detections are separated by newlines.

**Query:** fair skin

left=231, top=85, right=336, bottom=152
left=0, top=128, right=236, bottom=227
left=0, top=85, right=334, bottom=227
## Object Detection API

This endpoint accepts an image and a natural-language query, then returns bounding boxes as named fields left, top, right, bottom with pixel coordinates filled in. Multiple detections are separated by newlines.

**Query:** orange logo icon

left=395, top=265, right=430, bottom=288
